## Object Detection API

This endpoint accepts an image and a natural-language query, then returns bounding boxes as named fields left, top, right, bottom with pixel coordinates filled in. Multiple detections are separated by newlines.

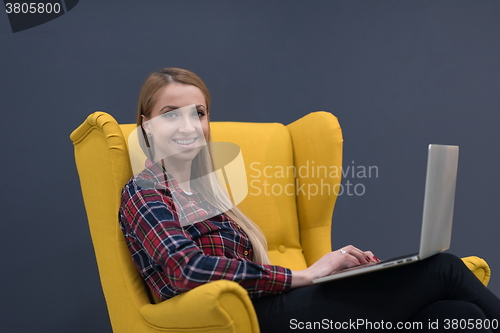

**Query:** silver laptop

left=313, top=144, right=459, bottom=284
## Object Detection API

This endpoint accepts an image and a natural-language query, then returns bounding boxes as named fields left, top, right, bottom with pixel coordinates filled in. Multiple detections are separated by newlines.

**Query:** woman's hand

left=290, top=245, right=380, bottom=288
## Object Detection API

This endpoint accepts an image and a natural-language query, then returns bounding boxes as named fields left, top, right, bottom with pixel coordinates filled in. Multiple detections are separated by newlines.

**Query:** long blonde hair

left=136, top=67, right=271, bottom=265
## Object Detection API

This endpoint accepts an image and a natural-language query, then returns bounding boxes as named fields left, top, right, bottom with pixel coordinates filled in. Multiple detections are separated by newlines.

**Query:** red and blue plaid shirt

left=119, top=161, right=292, bottom=300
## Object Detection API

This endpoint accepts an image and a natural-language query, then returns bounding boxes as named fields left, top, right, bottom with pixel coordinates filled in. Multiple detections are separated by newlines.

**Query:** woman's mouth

left=172, top=137, right=199, bottom=148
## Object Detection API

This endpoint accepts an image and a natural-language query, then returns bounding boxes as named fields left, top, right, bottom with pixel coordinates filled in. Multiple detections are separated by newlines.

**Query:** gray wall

left=1, top=1, right=499, bottom=332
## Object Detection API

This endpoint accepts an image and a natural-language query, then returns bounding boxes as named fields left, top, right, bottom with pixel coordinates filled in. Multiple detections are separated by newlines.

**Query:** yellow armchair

left=70, top=111, right=490, bottom=333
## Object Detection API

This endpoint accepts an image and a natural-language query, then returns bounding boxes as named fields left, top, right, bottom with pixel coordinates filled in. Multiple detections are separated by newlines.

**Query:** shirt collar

left=144, top=160, right=194, bottom=197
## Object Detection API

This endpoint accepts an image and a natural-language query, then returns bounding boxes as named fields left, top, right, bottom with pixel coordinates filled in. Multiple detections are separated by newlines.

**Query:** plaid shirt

left=119, top=161, right=292, bottom=301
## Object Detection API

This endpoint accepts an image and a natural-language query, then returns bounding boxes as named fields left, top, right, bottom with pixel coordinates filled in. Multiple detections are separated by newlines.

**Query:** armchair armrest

left=139, top=280, right=260, bottom=333
left=461, top=256, right=491, bottom=286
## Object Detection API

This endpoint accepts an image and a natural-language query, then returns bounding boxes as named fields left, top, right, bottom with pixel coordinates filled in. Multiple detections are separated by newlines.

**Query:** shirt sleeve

left=120, top=179, right=292, bottom=299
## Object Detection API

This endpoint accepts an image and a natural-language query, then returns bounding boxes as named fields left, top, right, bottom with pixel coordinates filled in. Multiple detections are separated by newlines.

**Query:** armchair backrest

left=70, top=111, right=343, bottom=331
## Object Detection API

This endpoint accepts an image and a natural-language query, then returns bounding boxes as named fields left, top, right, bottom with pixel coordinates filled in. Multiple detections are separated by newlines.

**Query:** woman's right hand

left=290, top=245, right=380, bottom=288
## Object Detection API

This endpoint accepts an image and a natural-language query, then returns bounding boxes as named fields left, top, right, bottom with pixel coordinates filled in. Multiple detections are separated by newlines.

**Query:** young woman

left=119, top=67, right=500, bottom=332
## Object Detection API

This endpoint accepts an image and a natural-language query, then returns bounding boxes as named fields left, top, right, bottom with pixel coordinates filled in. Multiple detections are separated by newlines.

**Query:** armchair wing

left=70, top=112, right=258, bottom=333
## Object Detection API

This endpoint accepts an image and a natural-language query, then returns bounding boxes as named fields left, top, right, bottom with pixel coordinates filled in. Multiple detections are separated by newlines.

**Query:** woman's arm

left=120, top=179, right=292, bottom=298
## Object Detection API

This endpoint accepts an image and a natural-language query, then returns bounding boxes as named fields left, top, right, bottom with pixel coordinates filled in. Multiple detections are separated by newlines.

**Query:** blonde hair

left=137, top=67, right=271, bottom=265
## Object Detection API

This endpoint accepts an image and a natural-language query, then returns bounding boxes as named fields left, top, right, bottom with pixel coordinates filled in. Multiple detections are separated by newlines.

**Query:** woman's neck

left=162, top=160, right=193, bottom=193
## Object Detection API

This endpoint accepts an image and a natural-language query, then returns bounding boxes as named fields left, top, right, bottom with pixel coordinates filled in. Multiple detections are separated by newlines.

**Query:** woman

left=120, top=67, right=500, bottom=332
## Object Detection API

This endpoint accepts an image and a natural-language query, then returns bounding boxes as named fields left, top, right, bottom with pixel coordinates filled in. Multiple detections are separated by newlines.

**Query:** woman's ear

left=141, top=114, right=150, bottom=134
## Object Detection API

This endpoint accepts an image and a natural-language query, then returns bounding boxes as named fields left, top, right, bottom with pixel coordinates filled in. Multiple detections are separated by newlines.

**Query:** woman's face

left=142, top=83, right=209, bottom=164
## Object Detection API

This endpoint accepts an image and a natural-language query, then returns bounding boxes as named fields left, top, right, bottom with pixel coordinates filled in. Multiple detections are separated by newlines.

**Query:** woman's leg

left=409, top=300, right=491, bottom=332
left=252, top=253, right=500, bottom=332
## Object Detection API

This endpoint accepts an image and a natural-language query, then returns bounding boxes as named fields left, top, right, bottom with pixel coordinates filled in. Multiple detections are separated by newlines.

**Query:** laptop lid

left=418, top=144, right=459, bottom=259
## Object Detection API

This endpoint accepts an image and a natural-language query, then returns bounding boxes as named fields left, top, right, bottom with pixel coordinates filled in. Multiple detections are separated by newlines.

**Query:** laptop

left=313, top=144, right=459, bottom=284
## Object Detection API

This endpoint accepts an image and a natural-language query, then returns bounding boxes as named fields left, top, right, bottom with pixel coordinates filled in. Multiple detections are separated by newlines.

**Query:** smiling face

left=142, top=83, right=209, bottom=166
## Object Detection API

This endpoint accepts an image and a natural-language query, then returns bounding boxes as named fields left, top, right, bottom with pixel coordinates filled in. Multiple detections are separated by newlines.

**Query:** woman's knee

left=410, top=300, right=489, bottom=332
left=429, top=252, right=467, bottom=270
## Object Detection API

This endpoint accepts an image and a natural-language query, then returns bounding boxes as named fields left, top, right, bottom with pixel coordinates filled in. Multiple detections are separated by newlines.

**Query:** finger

left=363, top=251, right=380, bottom=263
left=369, top=251, right=381, bottom=262
left=346, top=254, right=363, bottom=266
left=335, top=247, right=361, bottom=268
left=343, top=245, right=370, bottom=264
left=341, top=253, right=362, bottom=269
left=363, top=251, right=375, bottom=262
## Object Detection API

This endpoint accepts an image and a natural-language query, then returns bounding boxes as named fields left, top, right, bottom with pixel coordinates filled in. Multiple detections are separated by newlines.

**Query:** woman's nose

left=178, top=114, right=197, bottom=133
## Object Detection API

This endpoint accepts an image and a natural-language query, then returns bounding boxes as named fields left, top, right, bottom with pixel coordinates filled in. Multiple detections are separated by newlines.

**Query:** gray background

left=1, top=1, right=499, bottom=332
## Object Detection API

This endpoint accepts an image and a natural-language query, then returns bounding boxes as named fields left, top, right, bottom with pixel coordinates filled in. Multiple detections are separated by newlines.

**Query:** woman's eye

left=162, top=111, right=177, bottom=118
left=196, top=110, right=205, bottom=117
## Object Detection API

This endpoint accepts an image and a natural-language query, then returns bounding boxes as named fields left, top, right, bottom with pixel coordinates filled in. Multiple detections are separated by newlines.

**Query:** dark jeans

left=252, top=253, right=500, bottom=332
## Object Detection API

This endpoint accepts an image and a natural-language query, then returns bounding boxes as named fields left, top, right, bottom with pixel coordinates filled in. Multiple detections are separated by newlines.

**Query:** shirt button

left=243, top=250, right=249, bottom=256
